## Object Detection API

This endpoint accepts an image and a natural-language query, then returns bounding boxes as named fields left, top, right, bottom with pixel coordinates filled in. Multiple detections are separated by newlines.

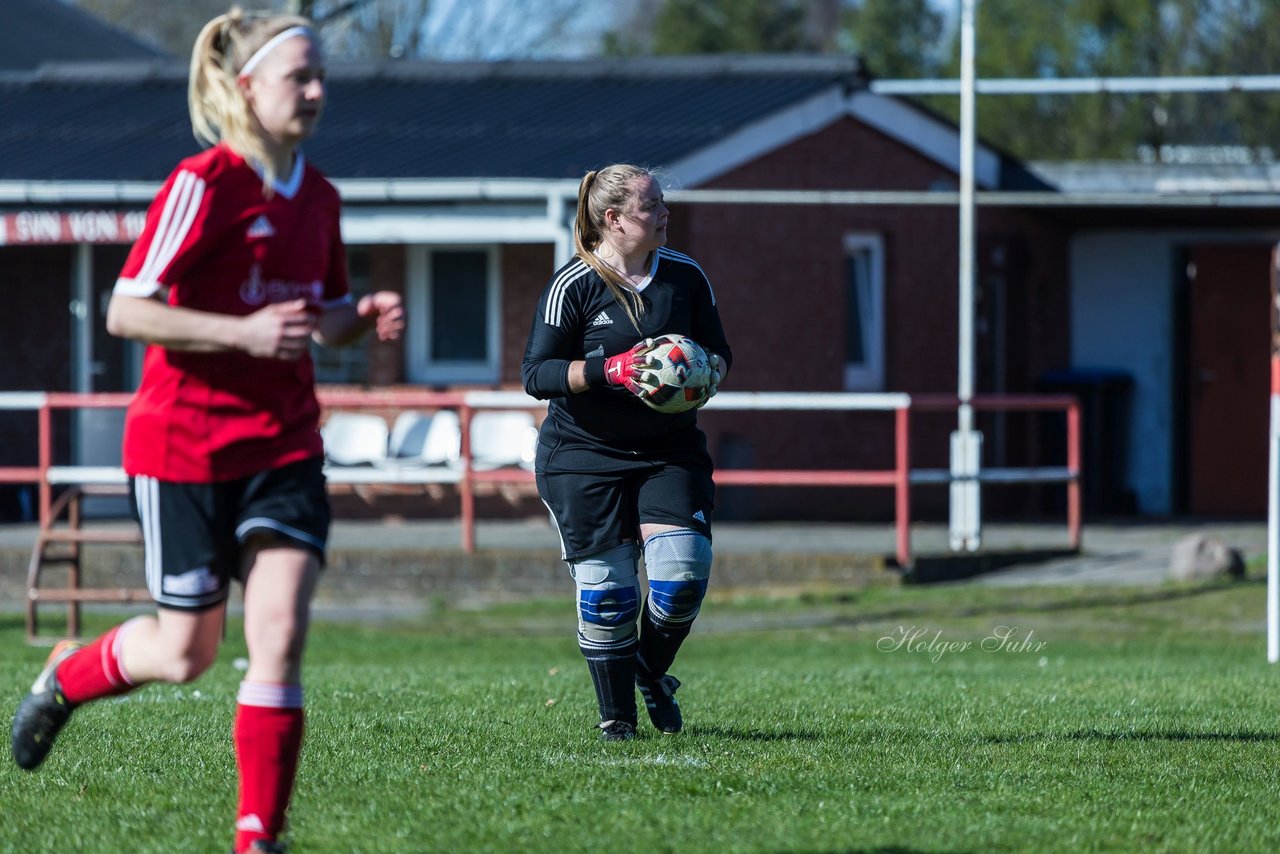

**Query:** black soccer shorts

left=128, top=456, right=331, bottom=611
left=535, top=436, right=714, bottom=561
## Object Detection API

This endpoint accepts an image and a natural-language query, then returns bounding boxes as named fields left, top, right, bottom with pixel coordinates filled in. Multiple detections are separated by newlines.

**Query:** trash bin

left=1038, top=368, right=1136, bottom=516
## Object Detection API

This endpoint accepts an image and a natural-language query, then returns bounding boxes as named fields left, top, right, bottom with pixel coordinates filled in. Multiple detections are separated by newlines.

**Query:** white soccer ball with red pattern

left=637, top=334, right=713, bottom=414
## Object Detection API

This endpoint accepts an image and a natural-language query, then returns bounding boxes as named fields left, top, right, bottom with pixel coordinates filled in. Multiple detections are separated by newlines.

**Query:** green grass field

left=3, top=576, right=1280, bottom=853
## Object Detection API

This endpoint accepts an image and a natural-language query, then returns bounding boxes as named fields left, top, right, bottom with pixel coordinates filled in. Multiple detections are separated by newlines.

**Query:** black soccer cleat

left=636, top=674, right=682, bottom=734
left=11, top=641, right=82, bottom=771
left=598, top=719, right=637, bottom=742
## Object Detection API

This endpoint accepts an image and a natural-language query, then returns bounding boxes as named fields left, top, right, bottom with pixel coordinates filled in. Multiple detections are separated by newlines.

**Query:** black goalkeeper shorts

left=535, top=433, right=714, bottom=561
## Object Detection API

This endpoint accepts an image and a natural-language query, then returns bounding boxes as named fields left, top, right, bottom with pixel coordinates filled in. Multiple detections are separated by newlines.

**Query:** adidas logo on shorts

left=590, top=311, right=613, bottom=327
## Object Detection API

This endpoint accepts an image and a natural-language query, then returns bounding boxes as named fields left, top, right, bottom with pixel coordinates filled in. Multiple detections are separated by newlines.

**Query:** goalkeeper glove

left=696, top=352, right=723, bottom=408
left=597, top=339, right=658, bottom=397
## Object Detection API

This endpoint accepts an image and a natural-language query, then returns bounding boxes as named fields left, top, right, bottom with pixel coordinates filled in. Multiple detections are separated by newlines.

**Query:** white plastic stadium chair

left=321, top=413, right=389, bottom=466
left=421, top=409, right=462, bottom=467
left=383, top=410, right=434, bottom=465
left=470, top=411, right=538, bottom=471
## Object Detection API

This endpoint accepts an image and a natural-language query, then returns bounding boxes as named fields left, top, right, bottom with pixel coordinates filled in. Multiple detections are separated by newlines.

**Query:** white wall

left=1070, top=228, right=1280, bottom=515
left=1070, top=233, right=1175, bottom=514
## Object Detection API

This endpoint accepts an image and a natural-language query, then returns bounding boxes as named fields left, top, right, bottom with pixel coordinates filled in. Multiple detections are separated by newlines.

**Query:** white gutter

left=871, top=74, right=1280, bottom=96
left=333, top=178, right=578, bottom=202
left=0, top=178, right=580, bottom=206
left=0, top=181, right=161, bottom=203
left=6, top=182, right=1280, bottom=209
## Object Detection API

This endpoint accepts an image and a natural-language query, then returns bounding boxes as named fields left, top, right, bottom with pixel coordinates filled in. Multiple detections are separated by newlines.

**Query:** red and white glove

left=696, top=352, right=723, bottom=408
left=602, top=339, right=659, bottom=397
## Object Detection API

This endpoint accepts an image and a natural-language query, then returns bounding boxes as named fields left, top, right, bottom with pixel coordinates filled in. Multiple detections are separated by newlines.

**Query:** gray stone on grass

left=1168, top=533, right=1245, bottom=582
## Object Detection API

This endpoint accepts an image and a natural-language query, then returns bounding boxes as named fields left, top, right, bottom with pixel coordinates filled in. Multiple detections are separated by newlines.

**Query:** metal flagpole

left=950, top=0, right=981, bottom=551
left=1269, top=244, right=1280, bottom=662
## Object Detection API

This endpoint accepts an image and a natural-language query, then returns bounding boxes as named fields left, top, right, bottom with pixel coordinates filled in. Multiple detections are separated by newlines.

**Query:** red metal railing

left=0, top=389, right=1079, bottom=640
left=699, top=392, right=913, bottom=566
left=910, top=394, right=1082, bottom=551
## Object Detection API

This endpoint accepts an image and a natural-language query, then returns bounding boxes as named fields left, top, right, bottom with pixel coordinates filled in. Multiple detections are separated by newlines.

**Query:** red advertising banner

left=0, top=211, right=147, bottom=245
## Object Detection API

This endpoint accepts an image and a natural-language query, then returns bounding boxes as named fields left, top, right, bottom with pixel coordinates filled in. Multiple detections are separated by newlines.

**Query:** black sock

left=636, top=603, right=694, bottom=682
left=580, top=635, right=638, bottom=724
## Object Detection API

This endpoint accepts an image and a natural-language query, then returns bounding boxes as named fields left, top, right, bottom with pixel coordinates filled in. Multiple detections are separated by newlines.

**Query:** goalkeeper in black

left=521, top=163, right=732, bottom=742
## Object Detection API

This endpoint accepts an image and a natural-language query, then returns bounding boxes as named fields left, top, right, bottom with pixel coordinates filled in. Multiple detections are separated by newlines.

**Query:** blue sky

left=419, top=0, right=620, bottom=60
left=415, top=0, right=962, bottom=61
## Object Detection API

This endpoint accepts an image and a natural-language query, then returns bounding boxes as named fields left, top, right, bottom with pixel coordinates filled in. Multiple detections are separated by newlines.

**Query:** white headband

left=237, top=26, right=313, bottom=79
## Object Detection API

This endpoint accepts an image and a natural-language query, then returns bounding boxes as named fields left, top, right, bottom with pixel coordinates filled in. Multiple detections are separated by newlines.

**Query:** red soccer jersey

left=115, top=144, right=351, bottom=482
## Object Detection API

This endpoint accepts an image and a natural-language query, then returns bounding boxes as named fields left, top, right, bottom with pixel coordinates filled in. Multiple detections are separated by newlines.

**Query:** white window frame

left=843, top=232, right=886, bottom=391
left=406, top=245, right=501, bottom=385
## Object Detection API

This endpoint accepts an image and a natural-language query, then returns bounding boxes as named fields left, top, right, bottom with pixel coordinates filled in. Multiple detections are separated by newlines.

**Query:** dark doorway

left=1184, top=244, right=1271, bottom=517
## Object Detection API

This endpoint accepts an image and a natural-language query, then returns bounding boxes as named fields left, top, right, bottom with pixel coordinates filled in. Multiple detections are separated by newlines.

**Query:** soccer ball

left=636, top=334, right=713, bottom=414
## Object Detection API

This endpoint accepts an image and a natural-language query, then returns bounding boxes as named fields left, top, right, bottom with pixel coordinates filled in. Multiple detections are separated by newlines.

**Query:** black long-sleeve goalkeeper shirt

left=521, top=246, right=733, bottom=452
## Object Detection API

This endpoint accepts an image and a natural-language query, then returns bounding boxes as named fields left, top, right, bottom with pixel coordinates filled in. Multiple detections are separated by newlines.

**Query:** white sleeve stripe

left=136, top=170, right=190, bottom=284
left=658, top=247, right=716, bottom=305
left=158, top=171, right=204, bottom=281
left=543, top=259, right=588, bottom=327
left=137, top=171, right=194, bottom=284
left=137, top=170, right=206, bottom=286
left=113, top=277, right=162, bottom=297
left=544, top=259, right=586, bottom=326
left=163, top=173, right=205, bottom=280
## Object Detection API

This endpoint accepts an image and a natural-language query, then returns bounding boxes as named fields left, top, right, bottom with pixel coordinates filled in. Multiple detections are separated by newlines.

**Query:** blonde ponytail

left=188, top=7, right=314, bottom=190
left=573, top=164, right=653, bottom=333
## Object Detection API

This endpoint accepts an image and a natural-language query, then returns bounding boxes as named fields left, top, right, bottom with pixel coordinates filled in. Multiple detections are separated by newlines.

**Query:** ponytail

left=573, top=164, right=653, bottom=333
left=188, top=7, right=314, bottom=191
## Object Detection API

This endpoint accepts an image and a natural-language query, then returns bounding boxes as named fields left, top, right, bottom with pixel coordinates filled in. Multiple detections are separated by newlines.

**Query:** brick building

left=0, top=56, right=1071, bottom=522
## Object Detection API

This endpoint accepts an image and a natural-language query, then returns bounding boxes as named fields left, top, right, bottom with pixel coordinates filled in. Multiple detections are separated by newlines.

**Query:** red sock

left=234, top=682, right=305, bottom=853
left=56, top=617, right=143, bottom=704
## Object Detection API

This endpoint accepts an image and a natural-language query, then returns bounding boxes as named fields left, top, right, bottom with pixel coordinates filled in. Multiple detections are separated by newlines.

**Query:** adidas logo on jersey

left=590, top=311, right=613, bottom=327
left=246, top=215, right=275, bottom=239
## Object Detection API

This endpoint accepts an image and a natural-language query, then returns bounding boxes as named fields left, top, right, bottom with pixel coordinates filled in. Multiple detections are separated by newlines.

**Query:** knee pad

left=569, top=543, right=641, bottom=649
left=643, top=529, right=712, bottom=626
